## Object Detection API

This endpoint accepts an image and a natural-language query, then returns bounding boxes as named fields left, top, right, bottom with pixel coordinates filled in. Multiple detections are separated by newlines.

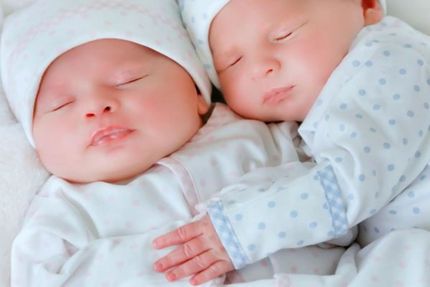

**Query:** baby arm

left=152, top=161, right=315, bottom=285
left=152, top=107, right=306, bottom=284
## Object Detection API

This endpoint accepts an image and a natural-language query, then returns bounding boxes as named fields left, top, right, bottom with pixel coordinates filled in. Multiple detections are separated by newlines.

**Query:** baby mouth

left=90, top=127, right=134, bottom=146
left=263, top=85, right=295, bottom=104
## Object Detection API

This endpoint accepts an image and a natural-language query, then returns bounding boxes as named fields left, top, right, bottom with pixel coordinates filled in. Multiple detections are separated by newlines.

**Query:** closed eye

left=51, top=101, right=74, bottom=112
left=229, top=56, right=242, bottom=67
left=218, top=56, right=242, bottom=72
left=117, top=75, right=148, bottom=87
left=273, top=20, right=308, bottom=42
left=274, top=31, right=293, bottom=41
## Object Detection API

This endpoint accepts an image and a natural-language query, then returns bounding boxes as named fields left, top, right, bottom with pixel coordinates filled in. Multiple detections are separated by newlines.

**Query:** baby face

left=33, top=39, right=208, bottom=183
left=210, top=0, right=379, bottom=122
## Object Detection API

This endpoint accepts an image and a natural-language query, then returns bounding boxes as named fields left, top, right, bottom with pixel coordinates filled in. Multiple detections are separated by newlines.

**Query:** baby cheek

left=222, top=81, right=249, bottom=114
left=221, top=71, right=248, bottom=99
left=293, top=35, right=340, bottom=85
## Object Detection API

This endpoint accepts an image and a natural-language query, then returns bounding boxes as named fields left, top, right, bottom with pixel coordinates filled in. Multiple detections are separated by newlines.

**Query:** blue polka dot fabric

left=207, top=17, right=430, bottom=268
left=208, top=161, right=348, bottom=267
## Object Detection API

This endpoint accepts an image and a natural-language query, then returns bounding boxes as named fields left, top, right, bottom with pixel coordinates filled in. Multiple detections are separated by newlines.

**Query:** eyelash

left=117, top=75, right=147, bottom=87
left=48, top=75, right=147, bottom=112
left=228, top=56, right=242, bottom=68
left=52, top=101, right=74, bottom=112
left=274, top=31, right=293, bottom=41
left=223, top=31, right=294, bottom=69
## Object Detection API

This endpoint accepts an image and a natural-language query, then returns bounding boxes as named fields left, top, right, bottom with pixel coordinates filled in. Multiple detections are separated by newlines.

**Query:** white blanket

left=0, top=2, right=48, bottom=284
left=0, top=121, right=48, bottom=284
left=0, top=67, right=48, bottom=286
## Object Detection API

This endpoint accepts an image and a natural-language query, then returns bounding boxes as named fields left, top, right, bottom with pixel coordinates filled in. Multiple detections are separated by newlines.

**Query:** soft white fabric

left=11, top=103, right=303, bottom=286
left=0, top=0, right=36, bottom=16
left=1, top=0, right=211, bottom=147
left=0, top=4, right=50, bottom=284
left=225, top=229, right=430, bottom=287
left=203, top=17, right=430, bottom=270
left=179, top=0, right=387, bottom=88
left=358, top=164, right=430, bottom=245
left=0, top=124, right=48, bottom=286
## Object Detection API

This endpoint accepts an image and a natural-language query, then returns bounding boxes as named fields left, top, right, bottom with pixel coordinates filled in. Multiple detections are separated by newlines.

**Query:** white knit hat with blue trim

left=1, top=0, right=211, bottom=147
left=179, top=0, right=387, bottom=88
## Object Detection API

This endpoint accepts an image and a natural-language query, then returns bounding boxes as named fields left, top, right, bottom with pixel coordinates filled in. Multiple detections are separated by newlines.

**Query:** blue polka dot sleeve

left=206, top=17, right=430, bottom=269
left=207, top=163, right=349, bottom=269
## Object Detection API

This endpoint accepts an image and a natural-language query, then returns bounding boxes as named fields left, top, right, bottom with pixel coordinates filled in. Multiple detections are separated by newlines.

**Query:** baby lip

left=90, top=126, right=133, bottom=146
left=263, top=85, right=295, bottom=104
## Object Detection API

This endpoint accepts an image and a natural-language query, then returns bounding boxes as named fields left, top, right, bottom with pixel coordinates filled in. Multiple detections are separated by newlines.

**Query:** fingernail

left=152, top=240, right=159, bottom=248
left=167, top=273, right=176, bottom=281
left=154, top=262, right=162, bottom=272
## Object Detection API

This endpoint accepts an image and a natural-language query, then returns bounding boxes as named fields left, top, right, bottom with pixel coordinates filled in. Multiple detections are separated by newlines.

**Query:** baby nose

left=85, top=97, right=118, bottom=118
left=252, top=58, right=279, bottom=79
left=85, top=105, right=112, bottom=118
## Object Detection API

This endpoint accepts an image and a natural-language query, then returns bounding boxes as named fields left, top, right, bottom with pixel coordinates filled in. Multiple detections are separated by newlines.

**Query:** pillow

left=1, top=0, right=35, bottom=16
left=0, top=124, right=48, bottom=284
left=0, top=57, right=48, bottom=286
left=387, top=0, right=430, bottom=35
left=0, top=1, right=49, bottom=284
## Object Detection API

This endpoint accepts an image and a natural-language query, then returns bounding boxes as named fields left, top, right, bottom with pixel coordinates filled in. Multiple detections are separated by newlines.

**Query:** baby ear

left=362, top=0, right=384, bottom=26
left=195, top=86, right=210, bottom=116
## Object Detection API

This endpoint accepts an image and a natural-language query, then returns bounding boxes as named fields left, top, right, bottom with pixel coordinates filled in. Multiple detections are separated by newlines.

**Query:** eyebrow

left=113, top=66, right=143, bottom=80
left=269, top=12, right=307, bottom=31
left=34, top=88, right=68, bottom=114
left=37, top=82, right=66, bottom=101
left=212, top=46, right=239, bottom=61
left=103, top=61, right=148, bottom=84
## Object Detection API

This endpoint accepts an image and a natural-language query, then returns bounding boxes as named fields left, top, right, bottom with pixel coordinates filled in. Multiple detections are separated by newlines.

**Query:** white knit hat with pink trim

left=179, top=0, right=387, bottom=88
left=1, top=0, right=211, bottom=146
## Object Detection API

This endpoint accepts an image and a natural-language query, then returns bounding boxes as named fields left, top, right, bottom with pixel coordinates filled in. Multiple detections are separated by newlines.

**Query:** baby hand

left=153, top=215, right=234, bottom=285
